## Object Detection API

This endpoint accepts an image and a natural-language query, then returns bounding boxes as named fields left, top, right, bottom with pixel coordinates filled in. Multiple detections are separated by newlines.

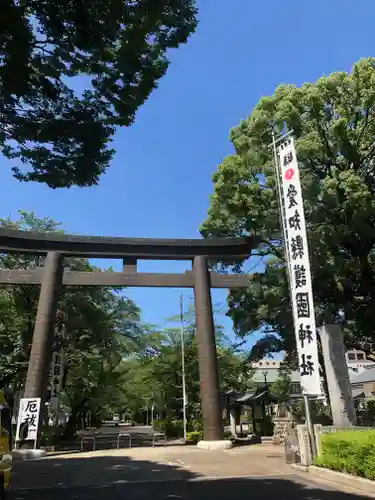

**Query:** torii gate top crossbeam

left=0, top=228, right=260, bottom=260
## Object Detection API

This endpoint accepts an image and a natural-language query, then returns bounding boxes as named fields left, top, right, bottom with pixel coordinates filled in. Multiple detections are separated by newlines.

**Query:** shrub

left=188, top=419, right=203, bottom=432
left=224, top=430, right=233, bottom=439
left=367, top=399, right=375, bottom=416
left=313, top=414, right=333, bottom=426
left=40, top=426, right=65, bottom=446
left=153, top=419, right=204, bottom=438
left=152, top=419, right=166, bottom=434
left=186, top=431, right=202, bottom=444
left=315, top=430, right=375, bottom=480
left=153, top=419, right=184, bottom=438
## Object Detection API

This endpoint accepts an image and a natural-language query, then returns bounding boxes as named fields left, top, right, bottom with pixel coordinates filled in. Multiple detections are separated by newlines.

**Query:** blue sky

left=1, top=0, right=374, bottom=343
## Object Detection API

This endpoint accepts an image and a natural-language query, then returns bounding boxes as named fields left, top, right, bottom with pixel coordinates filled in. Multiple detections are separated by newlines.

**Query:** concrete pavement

left=10, top=444, right=374, bottom=500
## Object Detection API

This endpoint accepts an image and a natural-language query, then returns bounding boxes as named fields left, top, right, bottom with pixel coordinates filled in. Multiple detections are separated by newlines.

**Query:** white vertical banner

left=277, top=137, right=321, bottom=395
left=15, top=398, right=41, bottom=445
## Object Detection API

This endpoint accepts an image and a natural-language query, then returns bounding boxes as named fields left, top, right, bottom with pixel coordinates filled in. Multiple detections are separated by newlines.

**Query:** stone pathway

left=10, top=444, right=373, bottom=500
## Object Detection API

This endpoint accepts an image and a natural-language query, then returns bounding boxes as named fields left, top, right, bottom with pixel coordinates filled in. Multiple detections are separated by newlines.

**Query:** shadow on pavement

left=12, top=454, right=198, bottom=490
left=10, top=454, right=374, bottom=500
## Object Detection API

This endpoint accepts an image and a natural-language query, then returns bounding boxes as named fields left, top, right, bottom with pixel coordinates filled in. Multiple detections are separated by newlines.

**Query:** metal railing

left=152, top=431, right=166, bottom=447
left=117, top=433, right=132, bottom=449
left=80, top=436, right=96, bottom=452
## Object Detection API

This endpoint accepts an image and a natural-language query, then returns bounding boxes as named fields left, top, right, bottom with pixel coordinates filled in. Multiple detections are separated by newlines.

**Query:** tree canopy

left=1, top=0, right=198, bottom=188
left=0, top=211, right=142, bottom=433
left=201, top=57, right=375, bottom=362
left=118, top=303, right=249, bottom=423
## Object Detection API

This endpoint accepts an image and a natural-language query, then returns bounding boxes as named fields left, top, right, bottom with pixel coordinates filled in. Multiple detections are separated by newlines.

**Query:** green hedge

left=185, top=430, right=233, bottom=444
left=153, top=419, right=203, bottom=438
left=315, top=430, right=375, bottom=480
left=186, top=431, right=202, bottom=444
left=153, top=419, right=184, bottom=438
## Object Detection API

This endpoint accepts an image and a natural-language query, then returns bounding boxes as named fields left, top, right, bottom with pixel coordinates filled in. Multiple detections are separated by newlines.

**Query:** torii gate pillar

left=24, top=252, right=64, bottom=400
left=193, top=256, right=232, bottom=449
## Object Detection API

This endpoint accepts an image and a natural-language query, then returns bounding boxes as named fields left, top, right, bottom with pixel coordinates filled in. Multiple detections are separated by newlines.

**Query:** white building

left=252, top=350, right=375, bottom=400
left=345, top=349, right=375, bottom=375
left=250, top=359, right=302, bottom=398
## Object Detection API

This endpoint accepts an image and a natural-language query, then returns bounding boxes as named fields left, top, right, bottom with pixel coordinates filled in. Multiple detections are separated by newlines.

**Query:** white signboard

left=15, top=398, right=41, bottom=444
left=277, top=137, right=321, bottom=395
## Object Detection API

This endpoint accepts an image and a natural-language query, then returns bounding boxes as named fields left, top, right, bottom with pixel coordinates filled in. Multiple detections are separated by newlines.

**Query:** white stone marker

left=320, top=323, right=356, bottom=426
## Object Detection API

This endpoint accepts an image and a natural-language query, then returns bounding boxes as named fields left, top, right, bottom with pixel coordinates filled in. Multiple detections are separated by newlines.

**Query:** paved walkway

left=10, top=444, right=373, bottom=499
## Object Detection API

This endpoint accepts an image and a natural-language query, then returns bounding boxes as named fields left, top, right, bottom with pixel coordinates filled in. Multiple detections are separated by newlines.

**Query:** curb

left=13, top=449, right=47, bottom=461
left=290, top=464, right=309, bottom=473
left=291, top=464, right=375, bottom=496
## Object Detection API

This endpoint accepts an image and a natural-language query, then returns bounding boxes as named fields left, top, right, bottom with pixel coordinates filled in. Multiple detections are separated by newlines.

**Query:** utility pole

left=180, top=294, right=187, bottom=441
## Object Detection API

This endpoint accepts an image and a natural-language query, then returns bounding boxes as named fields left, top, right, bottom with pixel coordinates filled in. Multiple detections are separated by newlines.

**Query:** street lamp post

left=261, top=371, right=269, bottom=424
left=180, top=294, right=187, bottom=441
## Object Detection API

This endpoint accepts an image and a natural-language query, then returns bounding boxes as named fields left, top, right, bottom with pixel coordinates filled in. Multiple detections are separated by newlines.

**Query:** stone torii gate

left=0, top=228, right=260, bottom=449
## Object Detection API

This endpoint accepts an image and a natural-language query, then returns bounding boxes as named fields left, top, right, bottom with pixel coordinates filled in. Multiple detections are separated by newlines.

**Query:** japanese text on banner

left=15, top=397, right=41, bottom=442
left=277, top=137, right=321, bottom=395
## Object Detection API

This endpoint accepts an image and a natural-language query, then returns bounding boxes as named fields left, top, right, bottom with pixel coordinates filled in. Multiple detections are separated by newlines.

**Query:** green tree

left=62, top=344, right=136, bottom=435
left=60, top=290, right=143, bottom=434
left=1, top=1, right=198, bottom=188
left=121, top=303, right=250, bottom=423
left=0, top=211, right=66, bottom=389
left=270, top=364, right=292, bottom=402
left=201, top=57, right=375, bottom=363
left=0, top=211, right=143, bottom=434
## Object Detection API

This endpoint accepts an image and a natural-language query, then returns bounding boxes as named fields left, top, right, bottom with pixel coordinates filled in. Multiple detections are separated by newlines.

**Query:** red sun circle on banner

left=285, top=168, right=294, bottom=181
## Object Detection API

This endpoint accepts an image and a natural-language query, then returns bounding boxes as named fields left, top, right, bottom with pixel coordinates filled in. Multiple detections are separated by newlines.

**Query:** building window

left=348, top=353, right=355, bottom=360
left=357, top=353, right=364, bottom=360
left=291, top=383, right=300, bottom=394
